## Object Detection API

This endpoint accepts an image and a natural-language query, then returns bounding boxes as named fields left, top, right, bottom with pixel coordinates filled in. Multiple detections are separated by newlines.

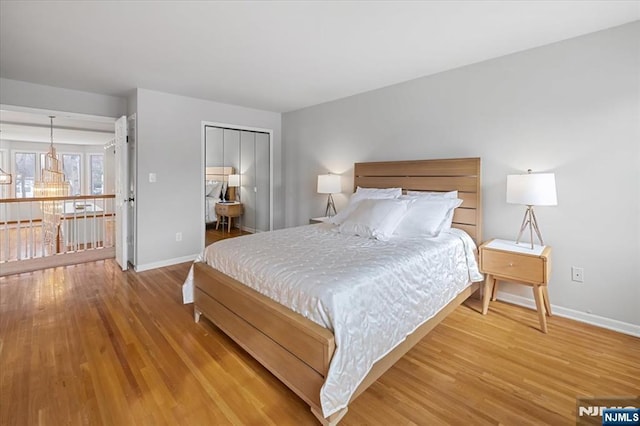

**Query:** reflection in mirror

left=204, top=125, right=270, bottom=245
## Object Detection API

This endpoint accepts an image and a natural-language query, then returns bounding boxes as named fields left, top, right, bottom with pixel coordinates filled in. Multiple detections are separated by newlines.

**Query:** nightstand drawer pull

left=508, top=262, right=514, bottom=267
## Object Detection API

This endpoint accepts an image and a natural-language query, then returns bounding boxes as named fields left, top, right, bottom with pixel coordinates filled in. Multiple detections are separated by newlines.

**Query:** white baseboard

left=495, top=290, right=640, bottom=338
left=134, top=254, right=198, bottom=272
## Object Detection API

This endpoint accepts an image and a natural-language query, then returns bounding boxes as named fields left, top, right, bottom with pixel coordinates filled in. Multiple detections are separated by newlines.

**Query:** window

left=61, top=154, right=81, bottom=195
left=15, top=152, right=36, bottom=198
left=0, top=150, right=9, bottom=198
left=90, top=154, right=104, bottom=195
left=14, top=150, right=93, bottom=197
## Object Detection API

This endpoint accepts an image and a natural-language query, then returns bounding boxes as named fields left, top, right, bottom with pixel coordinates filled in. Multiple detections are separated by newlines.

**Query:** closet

left=204, top=125, right=271, bottom=233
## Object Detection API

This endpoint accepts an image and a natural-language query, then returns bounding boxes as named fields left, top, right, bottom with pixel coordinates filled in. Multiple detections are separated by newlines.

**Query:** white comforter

left=182, top=224, right=483, bottom=417
left=205, top=197, right=217, bottom=223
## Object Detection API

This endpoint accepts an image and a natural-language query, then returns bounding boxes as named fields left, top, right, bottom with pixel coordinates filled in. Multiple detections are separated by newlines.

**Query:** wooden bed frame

left=194, top=158, right=482, bottom=425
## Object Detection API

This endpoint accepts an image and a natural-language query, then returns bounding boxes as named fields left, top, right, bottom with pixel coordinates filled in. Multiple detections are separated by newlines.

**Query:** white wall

left=282, top=22, right=640, bottom=328
left=0, top=78, right=123, bottom=198
left=134, top=88, right=282, bottom=269
left=0, top=78, right=126, bottom=118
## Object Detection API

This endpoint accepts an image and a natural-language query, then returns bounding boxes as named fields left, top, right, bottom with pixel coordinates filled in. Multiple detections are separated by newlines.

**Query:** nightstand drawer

left=481, top=250, right=545, bottom=284
left=215, top=203, right=243, bottom=216
left=216, top=204, right=230, bottom=215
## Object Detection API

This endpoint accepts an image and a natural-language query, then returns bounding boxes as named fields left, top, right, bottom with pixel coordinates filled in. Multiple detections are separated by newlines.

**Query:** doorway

left=0, top=105, right=125, bottom=274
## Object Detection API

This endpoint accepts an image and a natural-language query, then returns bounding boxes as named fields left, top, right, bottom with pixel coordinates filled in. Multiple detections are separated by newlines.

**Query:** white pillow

left=338, top=198, right=412, bottom=241
left=402, top=190, right=460, bottom=231
left=394, top=198, right=463, bottom=237
left=206, top=181, right=223, bottom=198
left=405, top=190, right=458, bottom=199
left=328, top=187, right=402, bottom=225
left=439, top=200, right=462, bottom=232
left=205, top=181, right=215, bottom=195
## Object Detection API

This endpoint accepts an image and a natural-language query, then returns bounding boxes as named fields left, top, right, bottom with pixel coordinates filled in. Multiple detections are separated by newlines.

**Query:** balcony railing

left=0, top=194, right=116, bottom=275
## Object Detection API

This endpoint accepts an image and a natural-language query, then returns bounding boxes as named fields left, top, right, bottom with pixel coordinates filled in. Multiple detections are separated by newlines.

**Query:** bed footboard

left=193, top=262, right=335, bottom=411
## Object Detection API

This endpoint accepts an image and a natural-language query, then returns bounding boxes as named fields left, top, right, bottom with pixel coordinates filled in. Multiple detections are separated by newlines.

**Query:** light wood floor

left=1, top=260, right=638, bottom=425
left=205, top=225, right=251, bottom=246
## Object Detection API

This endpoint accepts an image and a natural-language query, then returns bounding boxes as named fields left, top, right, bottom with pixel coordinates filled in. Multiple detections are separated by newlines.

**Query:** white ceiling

left=0, top=110, right=115, bottom=146
left=0, top=1, right=638, bottom=113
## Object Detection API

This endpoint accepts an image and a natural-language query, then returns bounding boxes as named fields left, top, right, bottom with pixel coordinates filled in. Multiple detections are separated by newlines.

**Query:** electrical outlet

left=176, top=232, right=182, bottom=242
left=571, top=266, right=584, bottom=283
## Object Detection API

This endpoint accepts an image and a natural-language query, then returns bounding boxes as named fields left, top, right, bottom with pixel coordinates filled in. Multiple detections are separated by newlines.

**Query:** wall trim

left=495, top=290, right=640, bottom=338
left=134, top=253, right=198, bottom=272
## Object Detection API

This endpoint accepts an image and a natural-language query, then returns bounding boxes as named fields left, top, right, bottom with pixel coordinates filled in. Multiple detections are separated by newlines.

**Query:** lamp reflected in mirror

left=228, top=174, right=240, bottom=202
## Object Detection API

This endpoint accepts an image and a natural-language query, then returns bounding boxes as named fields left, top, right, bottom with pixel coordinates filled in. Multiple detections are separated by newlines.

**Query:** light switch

left=149, top=172, right=157, bottom=183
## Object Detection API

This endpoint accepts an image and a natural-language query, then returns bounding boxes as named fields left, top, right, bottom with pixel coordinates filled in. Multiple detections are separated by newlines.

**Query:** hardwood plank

left=354, top=176, right=478, bottom=192
left=354, top=158, right=480, bottom=177
left=457, top=191, right=477, bottom=209
left=205, top=225, right=250, bottom=246
left=1, top=259, right=638, bottom=425
left=452, top=207, right=476, bottom=225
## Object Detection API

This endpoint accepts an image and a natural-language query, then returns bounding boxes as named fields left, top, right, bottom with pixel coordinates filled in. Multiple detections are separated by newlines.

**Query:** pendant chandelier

left=0, top=167, right=11, bottom=185
left=34, top=116, right=70, bottom=253
left=34, top=116, right=70, bottom=198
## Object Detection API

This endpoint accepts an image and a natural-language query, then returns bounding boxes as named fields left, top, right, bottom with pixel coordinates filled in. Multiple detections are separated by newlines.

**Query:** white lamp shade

left=506, top=173, right=557, bottom=206
left=317, top=174, right=341, bottom=194
left=228, top=174, right=240, bottom=187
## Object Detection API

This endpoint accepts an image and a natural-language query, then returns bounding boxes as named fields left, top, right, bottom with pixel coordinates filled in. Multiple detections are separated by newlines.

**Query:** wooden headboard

left=205, top=166, right=234, bottom=182
left=206, top=166, right=236, bottom=199
left=353, top=158, right=482, bottom=244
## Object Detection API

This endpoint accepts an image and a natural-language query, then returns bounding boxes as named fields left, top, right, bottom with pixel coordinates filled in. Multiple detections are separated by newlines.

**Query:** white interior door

left=115, top=115, right=128, bottom=270
left=127, top=114, right=136, bottom=267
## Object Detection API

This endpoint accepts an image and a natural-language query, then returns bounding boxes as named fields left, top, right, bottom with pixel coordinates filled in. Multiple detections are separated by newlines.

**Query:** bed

left=185, top=158, right=482, bottom=425
left=204, top=166, right=233, bottom=224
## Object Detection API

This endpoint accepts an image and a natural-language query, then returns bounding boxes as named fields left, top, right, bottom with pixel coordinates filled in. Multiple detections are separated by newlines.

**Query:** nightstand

left=479, top=239, right=552, bottom=333
left=215, top=202, right=244, bottom=232
left=309, top=216, right=329, bottom=224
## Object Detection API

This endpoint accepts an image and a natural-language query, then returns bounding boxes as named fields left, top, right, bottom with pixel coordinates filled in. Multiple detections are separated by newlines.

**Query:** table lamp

left=506, top=169, right=557, bottom=249
left=317, top=174, right=341, bottom=217
left=228, top=174, right=240, bottom=201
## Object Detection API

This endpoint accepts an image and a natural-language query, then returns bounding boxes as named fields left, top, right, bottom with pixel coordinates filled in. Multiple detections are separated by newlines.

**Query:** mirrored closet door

left=204, top=125, right=271, bottom=237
